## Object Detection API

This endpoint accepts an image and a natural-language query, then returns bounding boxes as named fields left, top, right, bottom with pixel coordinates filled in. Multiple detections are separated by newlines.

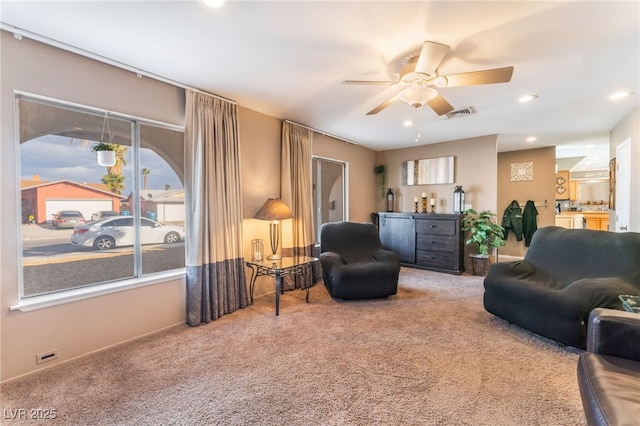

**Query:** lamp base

left=267, top=254, right=282, bottom=260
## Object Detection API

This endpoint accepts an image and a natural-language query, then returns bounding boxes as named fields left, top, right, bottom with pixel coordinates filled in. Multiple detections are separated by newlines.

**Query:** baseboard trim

left=496, top=254, right=524, bottom=263
left=0, top=322, right=185, bottom=385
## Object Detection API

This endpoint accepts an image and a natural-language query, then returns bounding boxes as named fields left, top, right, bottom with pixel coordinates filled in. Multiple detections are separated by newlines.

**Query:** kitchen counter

left=555, top=211, right=609, bottom=231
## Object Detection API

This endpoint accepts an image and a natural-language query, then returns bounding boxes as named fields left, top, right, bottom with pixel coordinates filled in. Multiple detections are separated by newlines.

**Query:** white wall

left=610, top=108, right=640, bottom=232
left=379, top=135, right=499, bottom=214
left=1, top=31, right=187, bottom=382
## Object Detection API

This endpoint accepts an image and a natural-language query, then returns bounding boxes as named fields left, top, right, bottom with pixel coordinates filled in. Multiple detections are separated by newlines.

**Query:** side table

left=619, top=295, right=640, bottom=313
left=245, top=256, right=318, bottom=316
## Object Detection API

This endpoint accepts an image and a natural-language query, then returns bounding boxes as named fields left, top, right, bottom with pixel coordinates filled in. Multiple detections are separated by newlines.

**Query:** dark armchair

left=320, top=221, right=400, bottom=300
left=577, top=308, right=640, bottom=426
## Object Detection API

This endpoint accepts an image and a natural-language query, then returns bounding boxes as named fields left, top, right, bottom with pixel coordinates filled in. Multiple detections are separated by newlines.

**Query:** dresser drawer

left=416, top=250, right=457, bottom=269
left=415, top=219, right=457, bottom=236
left=416, top=234, right=456, bottom=252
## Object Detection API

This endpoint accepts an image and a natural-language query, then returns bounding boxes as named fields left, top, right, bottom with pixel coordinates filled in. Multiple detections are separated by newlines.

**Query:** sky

left=20, top=135, right=183, bottom=194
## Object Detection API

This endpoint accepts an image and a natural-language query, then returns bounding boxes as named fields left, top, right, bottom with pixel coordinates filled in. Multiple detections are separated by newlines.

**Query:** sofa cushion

left=523, top=227, right=640, bottom=283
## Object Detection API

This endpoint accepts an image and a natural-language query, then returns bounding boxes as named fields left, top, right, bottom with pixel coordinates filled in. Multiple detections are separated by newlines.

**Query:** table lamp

left=254, top=198, right=293, bottom=260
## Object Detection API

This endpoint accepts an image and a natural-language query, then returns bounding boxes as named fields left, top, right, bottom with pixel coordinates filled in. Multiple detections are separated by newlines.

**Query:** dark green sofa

left=483, top=226, right=640, bottom=348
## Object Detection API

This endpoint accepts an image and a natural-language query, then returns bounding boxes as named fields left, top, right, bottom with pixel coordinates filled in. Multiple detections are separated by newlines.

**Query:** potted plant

left=461, top=209, right=506, bottom=276
left=91, top=142, right=117, bottom=166
left=375, top=164, right=386, bottom=198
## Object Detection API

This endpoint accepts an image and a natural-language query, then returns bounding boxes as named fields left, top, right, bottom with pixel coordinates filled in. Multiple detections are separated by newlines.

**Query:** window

left=312, top=156, right=347, bottom=242
left=18, top=95, right=185, bottom=299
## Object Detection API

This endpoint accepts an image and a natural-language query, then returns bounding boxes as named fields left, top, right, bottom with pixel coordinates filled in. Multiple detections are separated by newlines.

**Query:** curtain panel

left=184, top=90, right=248, bottom=326
left=281, top=122, right=316, bottom=290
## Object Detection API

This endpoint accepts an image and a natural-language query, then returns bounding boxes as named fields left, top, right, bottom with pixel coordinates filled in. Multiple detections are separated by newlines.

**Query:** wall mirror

left=402, top=156, right=454, bottom=185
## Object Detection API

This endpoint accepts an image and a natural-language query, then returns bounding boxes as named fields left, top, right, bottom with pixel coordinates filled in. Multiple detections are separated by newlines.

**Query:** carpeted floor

left=1, top=268, right=586, bottom=425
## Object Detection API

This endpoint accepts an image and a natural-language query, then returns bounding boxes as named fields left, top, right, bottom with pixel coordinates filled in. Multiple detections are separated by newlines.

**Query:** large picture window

left=18, top=95, right=185, bottom=299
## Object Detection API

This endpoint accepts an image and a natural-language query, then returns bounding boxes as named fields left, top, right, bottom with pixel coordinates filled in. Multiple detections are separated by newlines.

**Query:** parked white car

left=71, top=216, right=184, bottom=250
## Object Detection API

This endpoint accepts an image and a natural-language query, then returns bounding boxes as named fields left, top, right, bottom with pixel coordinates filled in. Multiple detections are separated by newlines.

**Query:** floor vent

left=444, top=106, right=477, bottom=119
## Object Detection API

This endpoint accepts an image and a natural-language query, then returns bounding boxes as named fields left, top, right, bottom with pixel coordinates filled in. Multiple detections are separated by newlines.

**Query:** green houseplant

left=461, top=209, right=506, bottom=276
left=92, top=142, right=117, bottom=167
left=374, top=164, right=386, bottom=198
left=91, top=142, right=117, bottom=152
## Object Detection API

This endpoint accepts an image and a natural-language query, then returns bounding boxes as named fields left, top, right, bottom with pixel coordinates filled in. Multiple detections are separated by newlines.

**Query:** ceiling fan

left=343, top=41, right=514, bottom=116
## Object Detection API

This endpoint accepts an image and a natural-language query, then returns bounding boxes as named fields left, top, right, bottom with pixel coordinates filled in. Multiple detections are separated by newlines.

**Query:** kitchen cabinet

left=555, top=216, right=574, bottom=228
left=555, top=212, right=609, bottom=231
left=584, top=213, right=609, bottom=231
left=378, top=212, right=464, bottom=275
left=569, top=180, right=578, bottom=201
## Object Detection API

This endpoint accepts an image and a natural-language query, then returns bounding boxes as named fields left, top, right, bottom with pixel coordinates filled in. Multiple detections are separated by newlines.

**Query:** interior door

left=614, top=139, right=631, bottom=232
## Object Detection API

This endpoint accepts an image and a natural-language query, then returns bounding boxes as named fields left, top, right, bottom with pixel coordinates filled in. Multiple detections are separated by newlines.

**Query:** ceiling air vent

left=444, top=106, right=477, bottom=119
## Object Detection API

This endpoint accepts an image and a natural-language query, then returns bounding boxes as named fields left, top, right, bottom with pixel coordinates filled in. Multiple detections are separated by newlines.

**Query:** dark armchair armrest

left=372, top=249, right=400, bottom=266
left=586, top=308, right=640, bottom=361
left=320, top=252, right=345, bottom=271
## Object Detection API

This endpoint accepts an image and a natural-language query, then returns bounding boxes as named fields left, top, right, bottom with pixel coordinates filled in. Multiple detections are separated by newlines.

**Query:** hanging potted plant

left=375, top=164, right=386, bottom=198
left=92, top=142, right=117, bottom=167
left=461, top=209, right=506, bottom=276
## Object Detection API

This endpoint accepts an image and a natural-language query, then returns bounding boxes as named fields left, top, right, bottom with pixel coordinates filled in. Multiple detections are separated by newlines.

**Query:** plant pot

left=97, top=150, right=116, bottom=167
left=470, top=254, right=489, bottom=276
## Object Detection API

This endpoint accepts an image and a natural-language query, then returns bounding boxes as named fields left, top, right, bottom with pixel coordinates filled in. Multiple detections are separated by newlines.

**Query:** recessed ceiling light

left=526, top=136, right=537, bottom=142
left=607, top=91, right=632, bottom=100
left=201, top=0, right=225, bottom=7
left=403, top=120, right=414, bottom=127
left=518, top=94, right=538, bottom=103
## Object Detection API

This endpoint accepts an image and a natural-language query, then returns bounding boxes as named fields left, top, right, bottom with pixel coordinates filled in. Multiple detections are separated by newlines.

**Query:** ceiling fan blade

left=426, top=93, right=455, bottom=116
left=414, top=41, right=450, bottom=77
left=443, top=66, right=514, bottom=87
left=342, top=80, right=396, bottom=86
left=366, top=95, right=399, bottom=115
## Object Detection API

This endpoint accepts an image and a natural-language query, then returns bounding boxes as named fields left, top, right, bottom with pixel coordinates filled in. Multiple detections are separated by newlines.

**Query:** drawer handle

left=431, top=241, right=438, bottom=244
left=431, top=225, right=437, bottom=228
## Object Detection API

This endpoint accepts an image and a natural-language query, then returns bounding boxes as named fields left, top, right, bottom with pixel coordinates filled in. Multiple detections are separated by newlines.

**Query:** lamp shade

left=254, top=198, right=293, bottom=221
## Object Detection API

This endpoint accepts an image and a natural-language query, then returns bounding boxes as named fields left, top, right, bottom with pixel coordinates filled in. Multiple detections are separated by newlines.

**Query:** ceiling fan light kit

left=345, top=41, right=514, bottom=117
left=397, top=85, right=437, bottom=108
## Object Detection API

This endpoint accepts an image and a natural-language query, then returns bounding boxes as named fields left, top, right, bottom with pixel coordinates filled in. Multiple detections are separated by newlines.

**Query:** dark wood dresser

left=378, top=212, right=464, bottom=275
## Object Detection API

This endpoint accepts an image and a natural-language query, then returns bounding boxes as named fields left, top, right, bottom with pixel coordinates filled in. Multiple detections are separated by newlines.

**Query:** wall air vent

left=444, top=106, right=477, bottom=119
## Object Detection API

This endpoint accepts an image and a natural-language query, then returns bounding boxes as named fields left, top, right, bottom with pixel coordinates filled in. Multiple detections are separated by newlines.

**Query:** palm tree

left=101, top=173, right=126, bottom=195
left=141, top=168, right=151, bottom=190
left=106, top=145, right=128, bottom=176
left=97, top=144, right=127, bottom=195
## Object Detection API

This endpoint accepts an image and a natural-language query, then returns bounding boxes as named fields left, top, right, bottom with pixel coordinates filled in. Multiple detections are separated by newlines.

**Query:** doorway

left=614, top=139, right=631, bottom=232
left=312, top=156, right=347, bottom=242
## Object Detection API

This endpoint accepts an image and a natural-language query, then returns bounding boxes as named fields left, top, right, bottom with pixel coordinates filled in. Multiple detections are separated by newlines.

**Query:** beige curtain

left=281, top=121, right=315, bottom=290
left=184, top=90, right=248, bottom=326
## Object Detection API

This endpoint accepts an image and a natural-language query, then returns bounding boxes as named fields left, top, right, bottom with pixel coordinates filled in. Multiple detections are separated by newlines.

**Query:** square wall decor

left=510, top=162, right=534, bottom=182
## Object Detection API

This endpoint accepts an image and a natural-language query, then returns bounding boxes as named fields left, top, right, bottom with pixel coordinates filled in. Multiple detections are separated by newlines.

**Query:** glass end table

left=619, top=295, right=640, bottom=313
left=245, top=256, right=318, bottom=316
